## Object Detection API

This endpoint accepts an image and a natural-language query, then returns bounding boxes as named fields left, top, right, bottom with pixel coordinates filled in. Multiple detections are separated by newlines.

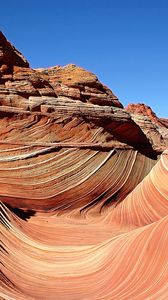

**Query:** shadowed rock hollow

left=0, top=31, right=168, bottom=300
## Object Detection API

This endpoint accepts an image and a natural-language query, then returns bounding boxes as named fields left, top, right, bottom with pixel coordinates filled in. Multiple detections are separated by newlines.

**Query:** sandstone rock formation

left=0, top=31, right=168, bottom=300
left=126, top=103, right=168, bottom=150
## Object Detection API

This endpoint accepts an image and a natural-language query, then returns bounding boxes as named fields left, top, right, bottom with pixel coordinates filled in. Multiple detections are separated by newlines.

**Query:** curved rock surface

left=0, top=32, right=168, bottom=300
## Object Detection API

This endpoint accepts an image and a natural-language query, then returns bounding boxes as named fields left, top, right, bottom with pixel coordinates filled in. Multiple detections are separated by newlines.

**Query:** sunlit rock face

left=0, top=31, right=168, bottom=300
left=126, top=103, right=168, bottom=151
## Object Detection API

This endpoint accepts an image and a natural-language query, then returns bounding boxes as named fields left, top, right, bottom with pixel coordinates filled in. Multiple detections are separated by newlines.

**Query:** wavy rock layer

left=0, top=32, right=168, bottom=300
left=1, top=152, right=168, bottom=300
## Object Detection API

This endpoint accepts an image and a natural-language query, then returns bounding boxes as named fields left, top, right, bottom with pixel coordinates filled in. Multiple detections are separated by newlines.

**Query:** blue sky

left=1, top=0, right=168, bottom=117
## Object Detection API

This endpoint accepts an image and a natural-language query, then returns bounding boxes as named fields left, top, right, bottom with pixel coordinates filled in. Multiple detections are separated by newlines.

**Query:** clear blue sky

left=1, top=0, right=168, bottom=117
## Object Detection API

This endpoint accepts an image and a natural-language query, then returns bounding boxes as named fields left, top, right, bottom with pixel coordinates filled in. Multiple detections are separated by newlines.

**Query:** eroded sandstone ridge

left=1, top=31, right=168, bottom=300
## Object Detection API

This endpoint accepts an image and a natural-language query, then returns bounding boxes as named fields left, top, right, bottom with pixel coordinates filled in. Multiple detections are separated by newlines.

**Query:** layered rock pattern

left=126, top=103, right=168, bottom=152
left=0, top=32, right=168, bottom=300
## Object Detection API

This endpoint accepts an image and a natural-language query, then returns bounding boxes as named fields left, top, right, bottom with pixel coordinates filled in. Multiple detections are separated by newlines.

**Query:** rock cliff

left=1, top=31, right=168, bottom=300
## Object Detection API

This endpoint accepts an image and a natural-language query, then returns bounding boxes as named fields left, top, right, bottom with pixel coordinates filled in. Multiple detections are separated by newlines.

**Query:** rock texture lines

left=0, top=32, right=168, bottom=300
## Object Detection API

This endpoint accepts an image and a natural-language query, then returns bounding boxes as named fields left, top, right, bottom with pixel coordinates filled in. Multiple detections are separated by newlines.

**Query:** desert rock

left=1, top=31, right=168, bottom=300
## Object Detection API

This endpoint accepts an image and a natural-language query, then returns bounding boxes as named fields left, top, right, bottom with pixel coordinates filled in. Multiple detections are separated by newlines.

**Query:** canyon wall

left=0, top=31, right=168, bottom=300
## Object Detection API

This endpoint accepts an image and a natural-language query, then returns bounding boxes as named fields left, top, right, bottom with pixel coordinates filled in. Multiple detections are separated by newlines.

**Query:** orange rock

left=0, top=32, right=168, bottom=300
